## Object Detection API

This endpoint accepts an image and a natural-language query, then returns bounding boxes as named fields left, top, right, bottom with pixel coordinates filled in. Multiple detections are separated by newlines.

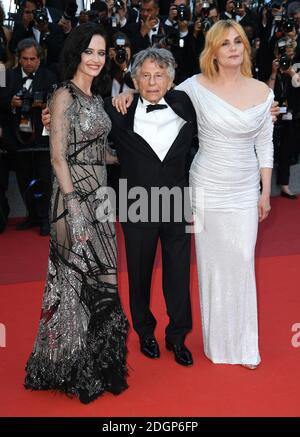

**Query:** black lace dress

left=24, top=82, right=128, bottom=404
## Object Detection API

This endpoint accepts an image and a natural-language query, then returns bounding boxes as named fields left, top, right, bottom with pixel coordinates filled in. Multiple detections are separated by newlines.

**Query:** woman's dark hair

left=59, top=22, right=111, bottom=96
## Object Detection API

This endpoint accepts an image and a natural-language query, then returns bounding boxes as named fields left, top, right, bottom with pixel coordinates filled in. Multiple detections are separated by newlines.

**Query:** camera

left=176, top=4, right=189, bottom=21
left=114, top=37, right=127, bottom=64
left=16, top=88, right=34, bottom=114
left=274, top=12, right=282, bottom=22
left=282, top=18, right=295, bottom=33
left=34, top=8, right=49, bottom=24
left=234, top=1, right=243, bottom=9
left=202, top=2, right=210, bottom=18
left=114, top=0, right=124, bottom=11
left=279, top=54, right=291, bottom=70
left=277, top=38, right=286, bottom=54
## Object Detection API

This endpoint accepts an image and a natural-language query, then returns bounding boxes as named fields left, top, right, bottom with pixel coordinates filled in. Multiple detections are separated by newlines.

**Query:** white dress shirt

left=134, top=97, right=186, bottom=161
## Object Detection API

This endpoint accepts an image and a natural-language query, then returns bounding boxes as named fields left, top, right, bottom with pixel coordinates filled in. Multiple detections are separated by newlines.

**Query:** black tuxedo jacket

left=104, top=90, right=197, bottom=225
left=2, top=65, right=57, bottom=151
left=123, top=20, right=166, bottom=55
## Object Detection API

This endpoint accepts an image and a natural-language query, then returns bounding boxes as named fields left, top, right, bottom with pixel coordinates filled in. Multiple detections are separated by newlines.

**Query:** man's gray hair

left=131, top=48, right=176, bottom=82
left=16, top=38, right=42, bottom=59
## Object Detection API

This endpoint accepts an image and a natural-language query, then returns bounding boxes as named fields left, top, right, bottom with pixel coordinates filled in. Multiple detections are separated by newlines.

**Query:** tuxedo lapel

left=124, top=93, right=139, bottom=131
left=124, top=94, right=162, bottom=162
left=14, top=67, right=23, bottom=93
left=31, top=68, right=40, bottom=93
left=164, top=91, right=189, bottom=121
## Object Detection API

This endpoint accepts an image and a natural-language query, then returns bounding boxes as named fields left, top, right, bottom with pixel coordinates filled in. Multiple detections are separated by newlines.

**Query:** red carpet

left=0, top=197, right=300, bottom=416
left=1, top=197, right=299, bottom=285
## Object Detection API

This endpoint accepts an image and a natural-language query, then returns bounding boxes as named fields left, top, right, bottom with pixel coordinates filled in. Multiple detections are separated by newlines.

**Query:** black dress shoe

left=166, top=339, right=193, bottom=366
left=40, top=221, right=50, bottom=236
left=16, top=218, right=39, bottom=230
left=280, top=191, right=297, bottom=199
left=140, top=336, right=160, bottom=359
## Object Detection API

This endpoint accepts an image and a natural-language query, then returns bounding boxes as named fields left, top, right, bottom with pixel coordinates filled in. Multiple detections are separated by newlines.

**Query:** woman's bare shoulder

left=246, top=77, right=270, bottom=98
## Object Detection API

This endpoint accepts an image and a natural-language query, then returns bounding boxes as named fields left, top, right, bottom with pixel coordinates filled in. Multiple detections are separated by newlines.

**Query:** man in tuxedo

left=124, top=0, right=166, bottom=55
left=105, top=48, right=196, bottom=366
left=10, top=0, right=65, bottom=67
left=4, top=38, right=57, bottom=235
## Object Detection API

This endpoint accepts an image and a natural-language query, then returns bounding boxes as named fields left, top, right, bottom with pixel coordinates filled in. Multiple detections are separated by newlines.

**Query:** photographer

left=30, top=0, right=62, bottom=23
left=5, top=38, right=57, bottom=234
left=32, top=7, right=65, bottom=66
left=124, top=0, right=166, bottom=54
left=220, top=0, right=236, bottom=20
left=127, top=0, right=141, bottom=23
left=260, top=0, right=284, bottom=37
left=267, top=38, right=300, bottom=199
left=10, top=1, right=65, bottom=66
left=235, top=1, right=258, bottom=34
left=103, top=0, right=133, bottom=29
left=108, top=31, right=134, bottom=95
left=57, top=1, right=78, bottom=36
left=161, top=0, right=201, bottom=83
left=87, top=1, right=128, bottom=40
left=12, top=0, right=62, bottom=25
left=192, top=2, right=214, bottom=45
left=9, top=0, right=37, bottom=53
left=257, top=1, right=298, bottom=80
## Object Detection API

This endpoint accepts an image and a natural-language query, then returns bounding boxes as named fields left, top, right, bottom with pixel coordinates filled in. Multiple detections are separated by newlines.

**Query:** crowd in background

left=0, top=0, right=300, bottom=235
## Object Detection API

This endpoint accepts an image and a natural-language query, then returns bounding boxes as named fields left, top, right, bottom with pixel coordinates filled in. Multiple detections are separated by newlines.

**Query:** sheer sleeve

left=254, top=110, right=274, bottom=169
left=49, top=87, right=75, bottom=194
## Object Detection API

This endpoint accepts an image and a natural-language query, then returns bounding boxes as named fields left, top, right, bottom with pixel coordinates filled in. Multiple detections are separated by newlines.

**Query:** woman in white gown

left=176, top=20, right=274, bottom=368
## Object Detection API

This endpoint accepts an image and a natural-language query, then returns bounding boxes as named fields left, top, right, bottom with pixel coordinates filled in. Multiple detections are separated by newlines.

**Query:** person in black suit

left=4, top=38, right=57, bottom=235
left=123, top=0, right=166, bottom=54
left=105, top=48, right=196, bottom=366
left=10, top=0, right=65, bottom=67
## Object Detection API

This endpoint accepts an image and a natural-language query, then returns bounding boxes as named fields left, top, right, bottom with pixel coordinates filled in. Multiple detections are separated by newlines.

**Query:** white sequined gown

left=177, top=76, right=274, bottom=365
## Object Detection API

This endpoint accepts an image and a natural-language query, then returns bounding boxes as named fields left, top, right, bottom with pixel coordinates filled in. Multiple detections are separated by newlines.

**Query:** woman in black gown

left=24, top=23, right=128, bottom=404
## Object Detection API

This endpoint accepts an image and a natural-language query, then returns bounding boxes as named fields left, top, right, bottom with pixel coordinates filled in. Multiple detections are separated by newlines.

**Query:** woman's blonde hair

left=200, top=20, right=252, bottom=80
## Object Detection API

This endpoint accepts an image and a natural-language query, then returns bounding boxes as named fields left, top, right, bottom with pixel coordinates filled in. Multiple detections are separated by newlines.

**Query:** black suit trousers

left=122, top=221, right=192, bottom=344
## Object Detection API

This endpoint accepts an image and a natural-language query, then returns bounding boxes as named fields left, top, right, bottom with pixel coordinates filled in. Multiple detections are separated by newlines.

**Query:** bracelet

left=63, top=191, right=78, bottom=202
left=270, top=76, right=276, bottom=81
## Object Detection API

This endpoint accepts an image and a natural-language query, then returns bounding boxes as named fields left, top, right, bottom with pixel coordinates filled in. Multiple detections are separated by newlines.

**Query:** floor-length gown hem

left=176, top=75, right=274, bottom=365
left=24, top=82, right=129, bottom=403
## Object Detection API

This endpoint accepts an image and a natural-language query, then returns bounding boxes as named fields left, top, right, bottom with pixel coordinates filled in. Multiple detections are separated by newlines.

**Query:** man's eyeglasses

left=139, top=73, right=167, bottom=82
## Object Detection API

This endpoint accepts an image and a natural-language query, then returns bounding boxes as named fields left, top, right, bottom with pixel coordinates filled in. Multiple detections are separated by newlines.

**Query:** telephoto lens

left=115, top=37, right=127, bottom=64
left=279, top=54, right=291, bottom=70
